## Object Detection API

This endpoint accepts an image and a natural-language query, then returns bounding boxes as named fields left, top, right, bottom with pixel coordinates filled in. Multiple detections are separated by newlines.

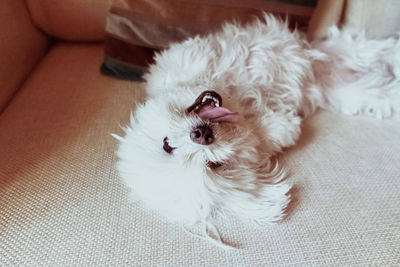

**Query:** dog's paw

left=361, top=97, right=393, bottom=120
left=261, top=112, right=302, bottom=152
left=334, top=89, right=395, bottom=120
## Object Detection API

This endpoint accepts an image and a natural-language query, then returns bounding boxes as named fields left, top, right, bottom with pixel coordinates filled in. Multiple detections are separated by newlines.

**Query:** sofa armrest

left=0, top=0, right=50, bottom=113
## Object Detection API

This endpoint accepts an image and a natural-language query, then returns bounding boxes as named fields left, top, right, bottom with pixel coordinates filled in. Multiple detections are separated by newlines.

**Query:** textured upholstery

left=1, top=44, right=399, bottom=265
left=0, top=0, right=49, bottom=112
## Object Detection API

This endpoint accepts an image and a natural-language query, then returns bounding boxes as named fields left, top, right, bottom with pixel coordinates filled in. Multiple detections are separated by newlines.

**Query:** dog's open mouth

left=186, top=91, right=238, bottom=123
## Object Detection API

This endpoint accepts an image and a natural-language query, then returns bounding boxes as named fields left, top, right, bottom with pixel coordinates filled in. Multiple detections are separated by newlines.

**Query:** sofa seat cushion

left=0, top=44, right=399, bottom=265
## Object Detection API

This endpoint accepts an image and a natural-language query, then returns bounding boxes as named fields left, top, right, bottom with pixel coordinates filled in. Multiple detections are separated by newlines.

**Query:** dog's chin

left=118, top=151, right=291, bottom=226
left=125, top=158, right=290, bottom=226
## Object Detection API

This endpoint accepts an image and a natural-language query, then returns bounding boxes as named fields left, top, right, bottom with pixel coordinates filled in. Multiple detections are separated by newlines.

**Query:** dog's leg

left=323, top=78, right=400, bottom=119
left=260, top=111, right=302, bottom=152
left=313, top=28, right=400, bottom=119
left=319, top=60, right=400, bottom=119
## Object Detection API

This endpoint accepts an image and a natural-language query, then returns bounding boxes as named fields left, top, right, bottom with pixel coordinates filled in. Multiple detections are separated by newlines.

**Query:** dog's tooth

left=214, top=98, right=220, bottom=106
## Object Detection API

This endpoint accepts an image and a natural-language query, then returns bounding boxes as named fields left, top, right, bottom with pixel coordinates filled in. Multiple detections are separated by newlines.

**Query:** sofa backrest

left=0, top=0, right=50, bottom=113
left=26, top=0, right=111, bottom=41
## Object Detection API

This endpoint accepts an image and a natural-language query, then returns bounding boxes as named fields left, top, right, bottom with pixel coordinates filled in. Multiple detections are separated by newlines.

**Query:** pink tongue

left=197, top=106, right=239, bottom=123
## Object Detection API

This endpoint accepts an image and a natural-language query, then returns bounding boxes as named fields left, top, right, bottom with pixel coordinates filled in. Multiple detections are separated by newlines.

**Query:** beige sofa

left=1, top=0, right=399, bottom=265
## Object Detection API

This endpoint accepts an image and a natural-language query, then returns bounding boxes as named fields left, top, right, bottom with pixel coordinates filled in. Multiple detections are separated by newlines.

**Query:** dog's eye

left=163, top=137, right=175, bottom=154
left=207, top=161, right=223, bottom=169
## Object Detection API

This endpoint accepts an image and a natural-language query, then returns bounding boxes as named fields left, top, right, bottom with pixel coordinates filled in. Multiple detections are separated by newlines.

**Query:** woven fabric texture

left=0, top=44, right=399, bottom=266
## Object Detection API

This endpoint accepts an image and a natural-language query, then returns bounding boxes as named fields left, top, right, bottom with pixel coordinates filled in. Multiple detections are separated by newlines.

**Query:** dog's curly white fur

left=115, top=15, right=400, bottom=230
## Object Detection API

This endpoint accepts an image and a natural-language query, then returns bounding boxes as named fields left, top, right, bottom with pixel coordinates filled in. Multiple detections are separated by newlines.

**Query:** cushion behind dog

left=101, top=0, right=317, bottom=81
left=26, top=0, right=111, bottom=41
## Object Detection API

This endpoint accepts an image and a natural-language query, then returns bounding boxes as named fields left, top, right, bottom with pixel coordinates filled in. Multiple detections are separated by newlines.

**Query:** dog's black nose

left=190, top=125, right=214, bottom=145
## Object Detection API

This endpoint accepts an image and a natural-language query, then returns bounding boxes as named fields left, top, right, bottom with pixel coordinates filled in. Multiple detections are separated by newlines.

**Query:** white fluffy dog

left=114, top=15, right=400, bottom=239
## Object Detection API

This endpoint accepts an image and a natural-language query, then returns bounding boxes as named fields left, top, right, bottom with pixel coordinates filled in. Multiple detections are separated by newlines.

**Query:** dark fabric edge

left=101, top=57, right=147, bottom=82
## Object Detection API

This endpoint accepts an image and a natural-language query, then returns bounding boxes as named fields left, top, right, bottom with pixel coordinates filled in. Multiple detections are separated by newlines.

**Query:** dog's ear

left=145, top=37, right=215, bottom=98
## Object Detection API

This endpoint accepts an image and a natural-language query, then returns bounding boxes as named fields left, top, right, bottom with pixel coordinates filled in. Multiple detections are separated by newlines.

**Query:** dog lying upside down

left=114, top=14, right=400, bottom=243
